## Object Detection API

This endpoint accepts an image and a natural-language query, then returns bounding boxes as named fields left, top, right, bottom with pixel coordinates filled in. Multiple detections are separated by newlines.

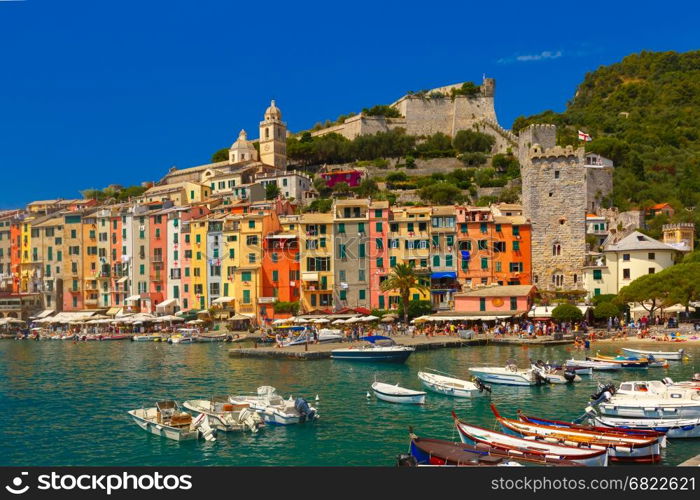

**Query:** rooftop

left=605, top=231, right=681, bottom=252
left=455, top=285, right=536, bottom=298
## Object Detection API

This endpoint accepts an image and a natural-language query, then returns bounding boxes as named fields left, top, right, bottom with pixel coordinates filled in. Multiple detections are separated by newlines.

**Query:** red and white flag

left=578, top=130, right=592, bottom=142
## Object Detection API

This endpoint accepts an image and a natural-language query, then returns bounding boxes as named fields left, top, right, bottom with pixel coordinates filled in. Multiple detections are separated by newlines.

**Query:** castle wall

left=517, top=124, right=556, bottom=169
left=585, top=166, right=614, bottom=214
left=521, top=142, right=588, bottom=291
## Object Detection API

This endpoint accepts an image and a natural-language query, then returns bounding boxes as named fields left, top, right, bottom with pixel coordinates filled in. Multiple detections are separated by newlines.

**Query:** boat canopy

left=359, top=335, right=392, bottom=343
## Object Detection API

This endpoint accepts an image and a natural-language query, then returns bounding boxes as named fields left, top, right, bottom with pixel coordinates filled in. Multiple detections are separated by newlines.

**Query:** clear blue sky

left=0, top=0, right=697, bottom=208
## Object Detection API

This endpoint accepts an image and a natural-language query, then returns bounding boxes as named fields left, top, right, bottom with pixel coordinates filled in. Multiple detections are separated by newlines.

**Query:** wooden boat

left=566, top=358, right=620, bottom=371
left=452, top=412, right=608, bottom=466
left=100, top=334, right=132, bottom=341
left=127, top=400, right=216, bottom=441
left=372, top=381, right=426, bottom=404
left=622, top=348, right=685, bottom=361
left=516, top=411, right=667, bottom=446
left=417, top=370, right=490, bottom=398
left=195, top=333, right=228, bottom=342
left=491, top=405, right=661, bottom=463
left=331, top=336, right=414, bottom=363
left=587, top=353, right=649, bottom=368
left=182, top=397, right=264, bottom=432
left=401, top=433, right=580, bottom=467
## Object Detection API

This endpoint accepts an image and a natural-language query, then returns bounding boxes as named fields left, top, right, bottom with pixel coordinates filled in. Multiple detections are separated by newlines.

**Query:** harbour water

left=1, top=340, right=699, bottom=466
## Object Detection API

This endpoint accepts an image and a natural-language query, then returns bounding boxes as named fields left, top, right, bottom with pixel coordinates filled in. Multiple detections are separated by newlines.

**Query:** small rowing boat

left=566, top=358, right=621, bottom=371
left=452, top=412, right=608, bottom=466
left=587, top=353, right=649, bottom=368
left=372, top=381, right=426, bottom=404
left=622, top=348, right=685, bottom=361
left=591, top=415, right=700, bottom=438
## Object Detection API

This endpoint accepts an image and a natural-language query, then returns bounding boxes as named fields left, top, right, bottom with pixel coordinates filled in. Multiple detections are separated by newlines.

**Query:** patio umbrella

left=272, top=318, right=290, bottom=325
left=187, top=319, right=204, bottom=325
left=314, top=318, right=330, bottom=324
left=331, top=319, right=346, bottom=325
left=293, top=317, right=309, bottom=324
left=380, top=316, right=395, bottom=323
left=361, top=315, right=379, bottom=322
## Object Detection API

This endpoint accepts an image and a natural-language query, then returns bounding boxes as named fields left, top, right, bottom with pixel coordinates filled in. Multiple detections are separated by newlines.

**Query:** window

left=374, top=209, right=382, bottom=218
left=512, top=226, right=520, bottom=236
left=377, top=257, right=383, bottom=268
left=623, top=254, right=630, bottom=261
left=358, top=223, right=365, bottom=234
left=554, top=170, right=560, bottom=179
left=495, top=224, right=502, bottom=233
left=375, top=222, right=382, bottom=233
left=390, top=256, right=396, bottom=267
left=229, top=248, right=235, bottom=259
left=248, top=253, right=256, bottom=264
left=376, top=238, right=383, bottom=250
left=358, top=243, right=365, bottom=258
left=509, top=262, right=523, bottom=272
left=339, top=244, right=347, bottom=259
left=495, top=261, right=502, bottom=272
left=246, top=235, right=258, bottom=246
left=648, top=252, right=655, bottom=260
left=594, top=288, right=601, bottom=296
left=623, top=268, right=631, bottom=280
left=338, top=223, right=345, bottom=234
left=510, top=297, right=517, bottom=310
left=593, top=269, right=602, bottom=280
left=241, top=271, right=252, bottom=282
left=243, top=290, right=251, bottom=304
left=272, top=270, right=279, bottom=282
left=493, top=241, right=506, bottom=253
left=432, top=235, right=439, bottom=247
left=390, top=223, right=398, bottom=232
left=479, top=298, right=486, bottom=311
left=445, top=255, right=453, bottom=267
left=446, top=235, right=454, bottom=246
left=358, top=269, right=365, bottom=281
left=480, top=222, right=487, bottom=233
left=460, top=223, right=468, bottom=233
left=139, top=264, right=145, bottom=275
left=478, top=240, right=488, bottom=250
left=359, top=289, right=366, bottom=300
left=513, top=240, right=520, bottom=251
left=248, top=220, right=255, bottom=229
left=271, top=253, right=278, bottom=263
left=481, top=257, right=488, bottom=270
left=648, top=268, right=655, bottom=274
left=433, top=255, right=440, bottom=267
left=339, top=289, right=347, bottom=301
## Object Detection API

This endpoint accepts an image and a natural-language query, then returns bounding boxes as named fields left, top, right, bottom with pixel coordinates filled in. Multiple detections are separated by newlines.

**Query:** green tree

left=211, top=148, right=229, bottom=163
left=265, top=182, right=281, bottom=200
left=331, top=181, right=351, bottom=196
left=616, top=272, right=671, bottom=318
left=551, top=303, right=583, bottom=322
left=380, top=263, right=430, bottom=324
left=354, top=178, right=379, bottom=198
left=593, top=302, right=620, bottom=320
left=418, top=182, right=466, bottom=205
left=398, top=300, right=433, bottom=320
left=452, top=130, right=495, bottom=153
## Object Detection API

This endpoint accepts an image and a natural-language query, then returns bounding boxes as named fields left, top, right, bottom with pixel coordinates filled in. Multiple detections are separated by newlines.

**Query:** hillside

left=512, top=50, right=700, bottom=229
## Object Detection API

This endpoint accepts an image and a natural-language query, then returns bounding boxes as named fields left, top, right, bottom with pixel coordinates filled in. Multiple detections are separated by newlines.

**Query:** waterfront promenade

left=228, top=333, right=575, bottom=360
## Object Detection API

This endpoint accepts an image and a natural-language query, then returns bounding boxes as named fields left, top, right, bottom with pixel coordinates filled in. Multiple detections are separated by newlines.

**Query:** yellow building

left=139, top=182, right=212, bottom=206
left=298, top=213, right=334, bottom=311
left=189, top=217, right=209, bottom=310
left=82, top=212, right=100, bottom=309
left=31, top=214, right=64, bottom=310
left=386, top=206, right=431, bottom=307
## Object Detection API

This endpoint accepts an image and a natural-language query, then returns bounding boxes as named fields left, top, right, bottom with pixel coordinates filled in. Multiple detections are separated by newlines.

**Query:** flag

left=578, top=130, right=592, bottom=142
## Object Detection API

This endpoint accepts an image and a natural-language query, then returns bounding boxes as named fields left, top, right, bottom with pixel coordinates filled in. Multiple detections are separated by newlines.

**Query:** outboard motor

left=590, top=383, right=616, bottom=404
left=662, top=377, right=674, bottom=386
left=564, top=371, right=577, bottom=383
left=294, top=397, right=316, bottom=422
left=474, top=377, right=492, bottom=394
left=397, top=454, right=418, bottom=467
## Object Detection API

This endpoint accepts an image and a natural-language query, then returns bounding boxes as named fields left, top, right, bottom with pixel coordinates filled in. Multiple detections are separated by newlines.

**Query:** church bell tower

left=259, top=100, right=287, bottom=170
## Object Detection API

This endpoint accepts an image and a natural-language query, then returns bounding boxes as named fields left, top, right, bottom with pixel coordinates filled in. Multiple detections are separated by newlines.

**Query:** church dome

left=264, top=100, right=282, bottom=121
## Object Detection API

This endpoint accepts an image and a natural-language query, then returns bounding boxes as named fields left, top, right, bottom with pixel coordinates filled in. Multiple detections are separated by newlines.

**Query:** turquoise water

left=1, top=340, right=699, bottom=466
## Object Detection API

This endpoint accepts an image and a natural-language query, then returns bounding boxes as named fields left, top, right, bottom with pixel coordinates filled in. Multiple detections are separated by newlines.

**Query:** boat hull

left=622, top=348, right=684, bottom=361
left=331, top=348, right=413, bottom=363
left=592, top=416, right=700, bottom=438
left=417, top=372, right=485, bottom=398
left=597, top=402, right=700, bottom=420
left=127, top=409, right=199, bottom=441
left=468, top=368, right=535, bottom=386
left=372, top=383, right=426, bottom=404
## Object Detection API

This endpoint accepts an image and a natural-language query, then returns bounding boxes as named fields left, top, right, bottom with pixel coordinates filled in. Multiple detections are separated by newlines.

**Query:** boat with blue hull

left=331, top=336, right=414, bottom=363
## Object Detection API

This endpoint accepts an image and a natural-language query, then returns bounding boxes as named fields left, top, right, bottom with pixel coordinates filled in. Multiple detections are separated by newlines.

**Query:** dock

left=678, top=454, right=700, bottom=467
left=228, top=334, right=573, bottom=360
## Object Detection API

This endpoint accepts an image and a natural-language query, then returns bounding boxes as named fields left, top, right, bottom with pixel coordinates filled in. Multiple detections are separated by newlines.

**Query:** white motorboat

left=128, top=400, right=216, bottom=441
left=229, top=386, right=318, bottom=425
left=132, top=334, right=160, bottom=342
left=331, top=336, right=414, bottom=362
left=591, top=415, right=700, bottom=438
left=417, top=370, right=490, bottom=398
left=593, top=380, right=700, bottom=419
left=182, top=398, right=265, bottom=432
left=371, top=381, right=426, bottom=404
left=559, top=362, right=593, bottom=376
left=621, top=348, right=685, bottom=361
left=468, top=360, right=542, bottom=386
left=280, top=328, right=344, bottom=347
left=565, top=358, right=621, bottom=371
left=531, top=361, right=581, bottom=384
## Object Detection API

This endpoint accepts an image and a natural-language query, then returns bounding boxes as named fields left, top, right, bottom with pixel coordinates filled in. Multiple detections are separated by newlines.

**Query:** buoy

left=366, top=391, right=371, bottom=399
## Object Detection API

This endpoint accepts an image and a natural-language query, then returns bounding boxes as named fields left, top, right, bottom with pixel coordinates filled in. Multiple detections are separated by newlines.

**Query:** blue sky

left=0, top=0, right=697, bottom=208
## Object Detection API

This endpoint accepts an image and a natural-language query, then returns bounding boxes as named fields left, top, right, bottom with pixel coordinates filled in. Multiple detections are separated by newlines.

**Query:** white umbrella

left=273, top=318, right=290, bottom=325
left=293, top=317, right=309, bottom=324
left=361, top=315, right=379, bottom=322
left=332, top=319, right=346, bottom=325
left=187, top=319, right=204, bottom=325
left=314, top=318, right=330, bottom=324
left=345, top=316, right=361, bottom=324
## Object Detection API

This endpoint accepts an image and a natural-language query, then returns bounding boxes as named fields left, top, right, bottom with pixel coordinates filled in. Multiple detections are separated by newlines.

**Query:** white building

left=255, top=171, right=313, bottom=203
left=583, top=231, right=685, bottom=298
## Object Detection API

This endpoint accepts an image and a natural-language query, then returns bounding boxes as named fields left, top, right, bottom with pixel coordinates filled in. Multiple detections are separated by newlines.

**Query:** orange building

left=260, top=232, right=300, bottom=324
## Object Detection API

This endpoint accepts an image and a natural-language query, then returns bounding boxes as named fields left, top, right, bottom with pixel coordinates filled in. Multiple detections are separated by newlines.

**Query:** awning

left=155, top=298, right=178, bottom=310
left=302, top=272, right=319, bottom=282
left=528, top=305, right=590, bottom=318
left=106, top=307, right=122, bottom=316
left=125, top=295, right=141, bottom=302
left=431, top=272, right=456, bottom=279
left=117, top=276, right=128, bottom=283
left=31, top=309, right=54, bottom=319
left=212, top=297, right=235, bottom=304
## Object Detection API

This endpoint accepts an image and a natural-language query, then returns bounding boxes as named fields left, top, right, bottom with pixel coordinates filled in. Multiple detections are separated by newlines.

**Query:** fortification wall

left=585, top=166, right=614, bottom=213
left=517, top=124, right=557, bottom=168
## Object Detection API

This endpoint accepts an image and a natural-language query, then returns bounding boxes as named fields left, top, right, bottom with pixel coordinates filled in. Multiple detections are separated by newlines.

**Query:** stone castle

left=518, top=124, right=614, bottom=292
left=310, top=77, right=517, bottom=154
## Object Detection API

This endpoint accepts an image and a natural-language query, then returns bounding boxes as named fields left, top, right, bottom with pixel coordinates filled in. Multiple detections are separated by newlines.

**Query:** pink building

left=320, top=169, right=363, bottom=188
left=368, top=201, right=390, bottom=309
left=146, top=210, right=168, bottom=312
left=453, top=285, right=536, bottom=317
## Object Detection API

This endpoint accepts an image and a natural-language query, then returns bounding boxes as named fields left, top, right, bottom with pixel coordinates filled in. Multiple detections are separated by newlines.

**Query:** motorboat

left=417, top=369, right=491, bottom=398
left=590, top=415, right=700, bottom=439
left=182, top=397, right=264, bottom=432
left=565, top=358, right=620, bottom=371
left=587, top=353, right=649, bottom=368
left=195, top=333, right=229, bottom=342
left=371, top=381, right=426, bottom=404
left=331, top=336, right=414, bottom=363
left=168, top=330, right=195, bottom=344
left=229, top=386, right=318, bottom=425
left=452, top=412, right=608, bottom=466
left=132, top=334, right=160, bottom=342
left=531, top=361, right=581, bottom=384
left=468, top=359, right=543, bottom=386
left=622, top=347, right=685, bottom=361
left=491, top=405, right=661, bottom=463
left=127, top=400, right=216, bottom=441
left=591, top=380, right=700, bottom=419
left=279, top=328, right=344, bottom=347
left=557, top=362, right=593, bottom=376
